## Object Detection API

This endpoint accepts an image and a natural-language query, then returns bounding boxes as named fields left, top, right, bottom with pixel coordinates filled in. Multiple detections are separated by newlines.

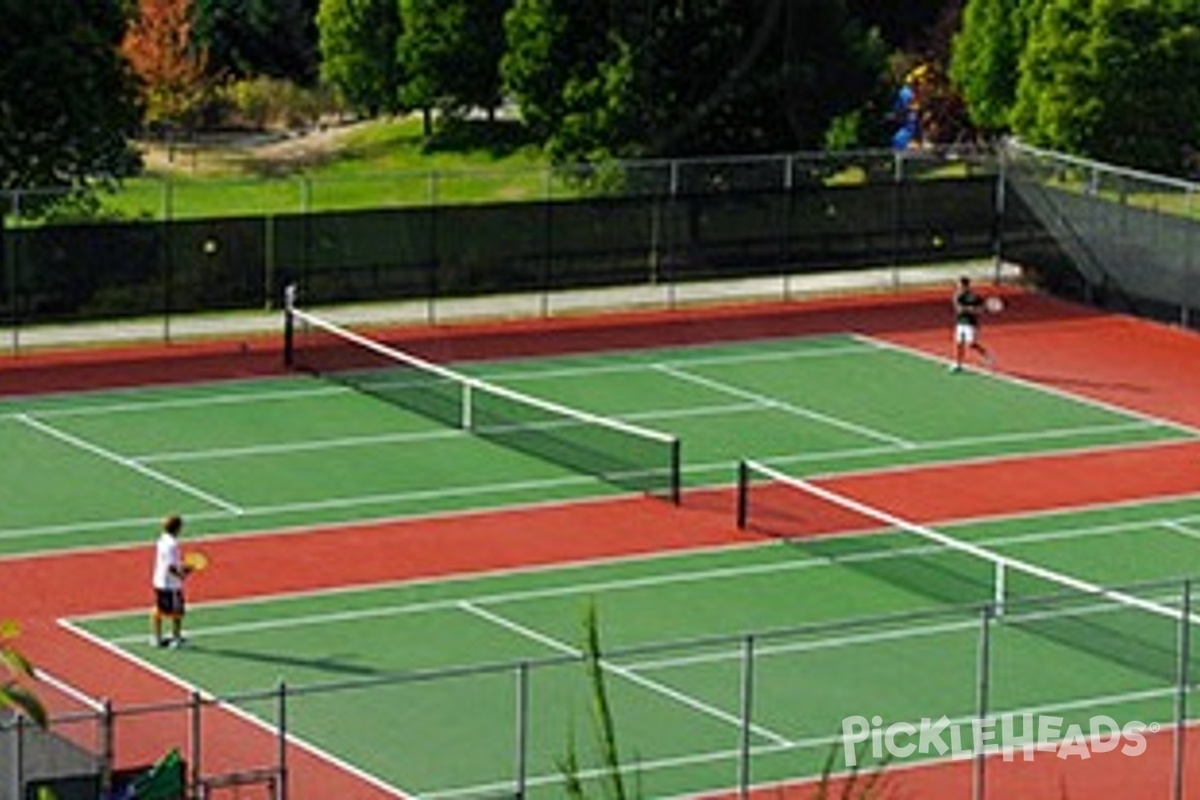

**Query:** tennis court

left=0, top=325, right=1185, bottom=557
left=7, top=290, right=1200, bottom=799
left=70, top=495, right=1200, bottom=798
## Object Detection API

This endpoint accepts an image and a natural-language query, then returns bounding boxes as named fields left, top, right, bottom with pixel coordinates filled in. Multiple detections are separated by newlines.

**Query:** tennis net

left=735, top=458, right=1198, bottom=683
left=283, top=302, right=682, bottom=503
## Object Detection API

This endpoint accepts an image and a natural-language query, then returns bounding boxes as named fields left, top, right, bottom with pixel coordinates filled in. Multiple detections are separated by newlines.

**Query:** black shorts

left=154, top=588, right=185, bottom=617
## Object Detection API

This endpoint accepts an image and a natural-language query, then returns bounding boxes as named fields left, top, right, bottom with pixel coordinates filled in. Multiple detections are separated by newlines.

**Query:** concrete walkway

left=1, top=259, right=1016, bottom=354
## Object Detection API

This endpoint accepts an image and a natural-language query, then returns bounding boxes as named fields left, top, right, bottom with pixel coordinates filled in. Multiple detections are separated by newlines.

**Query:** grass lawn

left=99, top=116, right=572, bottom=220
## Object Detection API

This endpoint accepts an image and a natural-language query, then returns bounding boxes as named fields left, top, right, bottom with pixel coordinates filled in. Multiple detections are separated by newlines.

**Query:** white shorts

left=955, top=323, right=978, bottom=345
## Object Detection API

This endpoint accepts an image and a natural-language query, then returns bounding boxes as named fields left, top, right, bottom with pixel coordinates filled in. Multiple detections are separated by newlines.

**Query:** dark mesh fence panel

left=166, top=217, right=267, bottom=311
left=276, top=207, right=437, bottom=303
left=3, top=155, right=1002, bottom=326
left=544, top=197, right=657, bottom=289
left=17, top=221, right=163, bottom=321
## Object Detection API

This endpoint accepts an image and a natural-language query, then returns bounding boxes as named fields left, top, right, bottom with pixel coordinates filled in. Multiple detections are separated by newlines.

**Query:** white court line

left=457, top=600, right=794, bottom=748
left=0, top=471, right=603, bottom=547
left=652, top=362, right=914, bottom=448
left=36, top=667, right=107, bottom=712
left=132, top=408, right=1158, bottom=469
left=15, top=413, right=244, bottom=515
left=96, top=510, right=1197, bottom=644
left=0, top=383, right=349, bottom=421
left=479, top=341, right=879, bottom=384
left=856, top=333, right=1200, bottom=438
left=1161, top=519, right=1200, bottom=541
left=138, top=426, right=466, bottom=463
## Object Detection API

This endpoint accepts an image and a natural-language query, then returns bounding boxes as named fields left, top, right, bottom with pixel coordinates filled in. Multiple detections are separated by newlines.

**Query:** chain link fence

left=1000, top=138, right=1200, bottom=327
left=0, top=148, right=1001, bottom=351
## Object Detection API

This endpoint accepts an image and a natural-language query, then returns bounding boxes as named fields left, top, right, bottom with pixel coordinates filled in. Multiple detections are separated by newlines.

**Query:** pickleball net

left=735, top=458, right=1198, bottom=683
left=282, top=299, right=681, bottom=503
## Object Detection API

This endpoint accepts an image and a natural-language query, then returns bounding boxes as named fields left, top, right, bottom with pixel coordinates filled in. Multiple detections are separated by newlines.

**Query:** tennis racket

left=183, top=550, right=210, bottom=573
left=985, top=296, right=1005, bottom=313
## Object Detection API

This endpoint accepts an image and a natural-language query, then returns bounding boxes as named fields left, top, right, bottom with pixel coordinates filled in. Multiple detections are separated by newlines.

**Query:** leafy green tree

left=1, top=620, right=45, bottom=728
left=194, top=0, right=321, bottom=84
left=399, top=0, right=510, bottom=134
left=505, top=0, right=886, bottom=164
left=317, top=0, right=404, bottom=115
left=1011, top=0, right=1200, bottom=173
left=0, top=0, right=141, bottom=202
left=501, top=0, right=610, bottom=142
left=848, top=0, right=955, bottom=49
left=950, top=0, right=1044, bottom=131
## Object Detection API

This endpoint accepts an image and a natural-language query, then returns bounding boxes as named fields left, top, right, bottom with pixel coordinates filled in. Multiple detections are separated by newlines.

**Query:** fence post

left=1174, top=579, right=1191, bottom=800
left=737, top=634, right=755, bottom=798
left=13, top=713, right=25, bottom=800
left=993, top=145, right=1007, bottom=285
left=190, top=691, right=203, bottom=799
left=100, top=698, right=115, bottom=798
left=277, top=680, right=289, bottom=800
left=4, top=193, right=20, bottom=355
left=514, top=661, right=530, bottom=798
left=973, top=604, right=993, bottom=800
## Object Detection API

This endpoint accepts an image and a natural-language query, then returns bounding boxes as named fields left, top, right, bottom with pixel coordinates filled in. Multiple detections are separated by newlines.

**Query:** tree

left=0, top=0, right=141, bottom=203
left=950, top=0, right=1043, bottom=131
left=1010, top=0, right=1200, bottom=174
left=848, top=0, right=957, bottom=50
left=501, top=0, right=609, bottom=142
left=398, top=0, right=511, bottom=134
left=194, top=0, right=321, bottom=85
left=317, top=0, right=404, bottom=115
left=1, top=620, right=45, bottom=728
left=505, top=0, right=887, bottom=163
left=122, top=0, right=211, bottom=132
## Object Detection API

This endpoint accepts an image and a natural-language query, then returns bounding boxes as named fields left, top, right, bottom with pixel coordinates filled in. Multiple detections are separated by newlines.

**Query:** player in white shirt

left=151, top=515, right=192, bottom=648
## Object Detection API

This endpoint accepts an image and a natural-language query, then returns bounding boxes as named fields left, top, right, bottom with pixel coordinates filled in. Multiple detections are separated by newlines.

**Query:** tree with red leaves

left=122, top=0, right=212, bottom=131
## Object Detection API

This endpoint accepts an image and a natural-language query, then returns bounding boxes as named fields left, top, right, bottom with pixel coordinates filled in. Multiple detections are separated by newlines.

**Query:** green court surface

left=76, top=497, right=1200, bottom=798
left=0, top=333, right=1189, bottom=556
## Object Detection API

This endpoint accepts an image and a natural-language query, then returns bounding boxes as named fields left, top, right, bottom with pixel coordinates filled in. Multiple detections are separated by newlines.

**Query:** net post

left=993, top=560, right=1006, bottom=618
left=282, top=284, right=297, bottom=369
left=669, top=438, right=682, bottom=505
left=736, top=460, right=749, bottom=530
left=461, top=382, right=473, bottom=430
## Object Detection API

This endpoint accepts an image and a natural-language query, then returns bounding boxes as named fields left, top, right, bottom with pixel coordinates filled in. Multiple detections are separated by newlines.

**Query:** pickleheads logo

left=841, top=714, right=1157, bottom=767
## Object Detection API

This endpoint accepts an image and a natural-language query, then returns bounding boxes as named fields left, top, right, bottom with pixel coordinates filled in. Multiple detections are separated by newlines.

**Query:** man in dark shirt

left=952, top=276, right=994, bottom=372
